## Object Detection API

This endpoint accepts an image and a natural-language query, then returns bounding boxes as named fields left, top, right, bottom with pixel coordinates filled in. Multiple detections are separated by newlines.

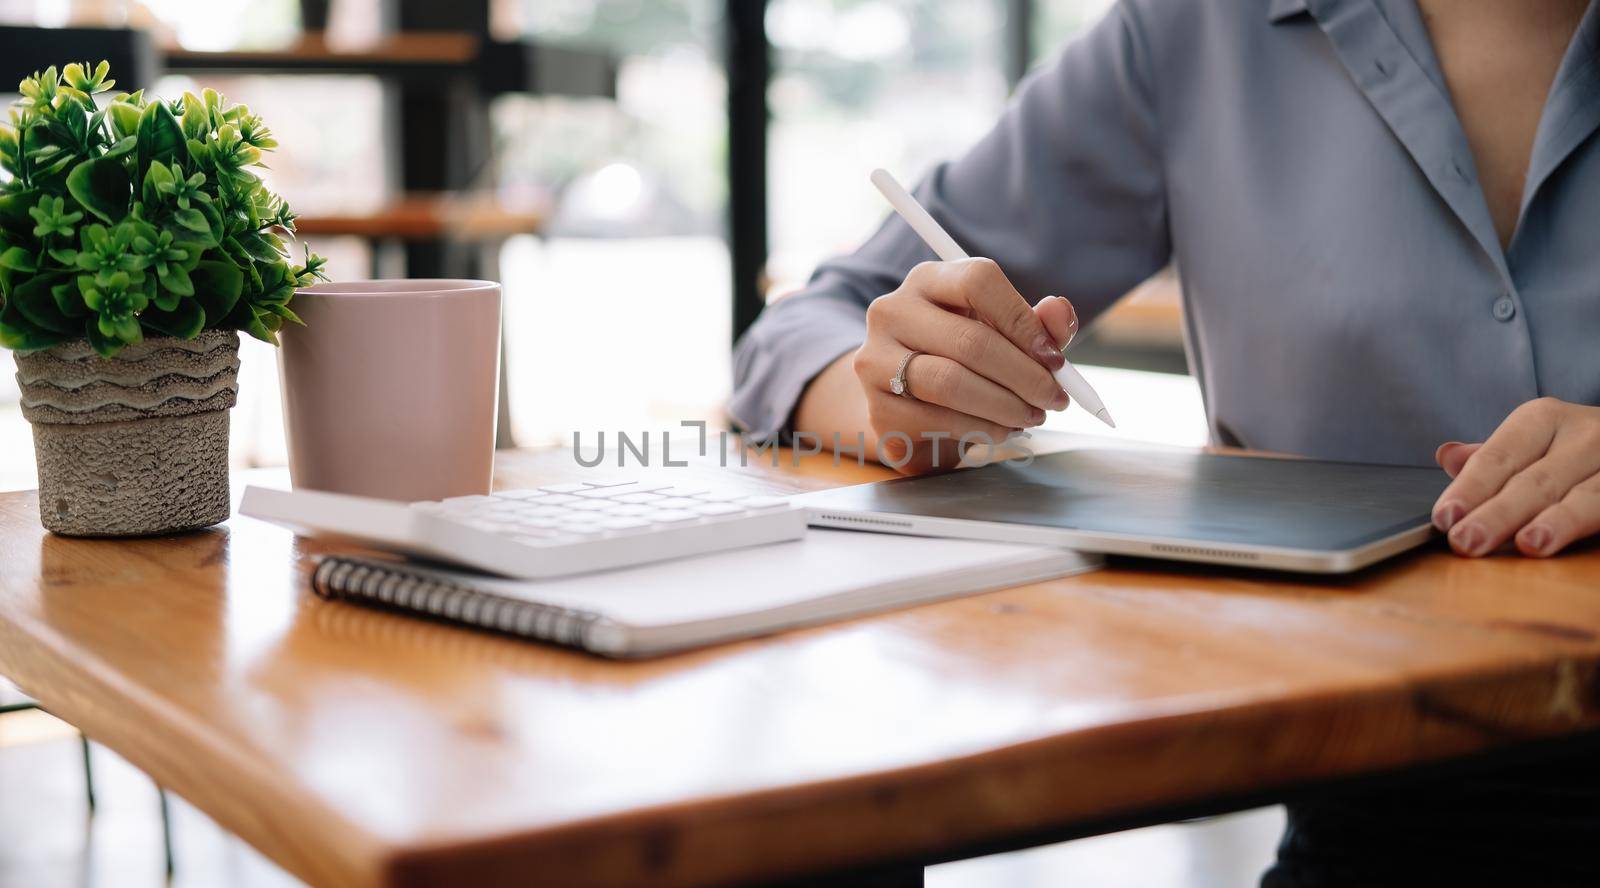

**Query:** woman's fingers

left=1434, top=441, right=1481, bottom=478
left=1432, top=399, right=1562, bottom=532
left=855, top=263, right=1083, bottom=476
left=907, top=258, right=1064, bottom=370
left=1447, top=449, right=1600, bottom=556
left=898, top=352, right=1044, bottom=429
left=1434, top=399, right=1600, bottom=557
left=1516, top=477, right=1600, bottom=557
left=1035, top=295, right=1079, bottom=350
left=865, top=389, right=1014, bottom=475
left=883, top=297, right=1067, bottom=411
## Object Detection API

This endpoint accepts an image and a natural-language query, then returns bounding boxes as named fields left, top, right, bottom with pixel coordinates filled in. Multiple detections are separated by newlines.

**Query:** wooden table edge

left=0, top=599, right=390, bottom=888
left=373, top=648, right=1600, bottom=887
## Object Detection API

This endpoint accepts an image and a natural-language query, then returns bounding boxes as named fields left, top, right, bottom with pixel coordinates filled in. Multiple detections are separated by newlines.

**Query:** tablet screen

left=802, top=449, right=1450, bottom=552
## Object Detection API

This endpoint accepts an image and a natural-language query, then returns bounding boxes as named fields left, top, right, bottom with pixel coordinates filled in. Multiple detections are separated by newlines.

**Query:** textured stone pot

left=13, top=330, right=240, bottom=536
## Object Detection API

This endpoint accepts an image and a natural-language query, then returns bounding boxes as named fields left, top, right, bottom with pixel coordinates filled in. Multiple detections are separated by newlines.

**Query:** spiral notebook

left=310, top=530, right=1098, bottom=658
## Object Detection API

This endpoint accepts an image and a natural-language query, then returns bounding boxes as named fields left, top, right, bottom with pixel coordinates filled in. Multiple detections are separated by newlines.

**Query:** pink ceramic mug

left=279, top=280, right=502, bottom=502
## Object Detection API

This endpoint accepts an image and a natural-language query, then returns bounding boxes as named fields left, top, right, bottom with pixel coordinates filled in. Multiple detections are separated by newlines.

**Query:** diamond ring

left=890, top=350, right=923, bottom=398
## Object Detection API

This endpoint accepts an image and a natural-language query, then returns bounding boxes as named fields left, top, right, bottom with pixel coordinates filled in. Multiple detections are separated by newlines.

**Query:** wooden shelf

left=164, top=31, right=480, bottom=75
left=162, top=30, right=617, bottom=99
left=292, top=194, right=548, bottom=241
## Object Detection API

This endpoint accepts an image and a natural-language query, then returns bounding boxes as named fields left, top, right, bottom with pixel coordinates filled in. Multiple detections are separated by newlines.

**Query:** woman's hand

left=1432, top=397, right=1600, bottom=557
left=851, top=258, right=1076, bottom=473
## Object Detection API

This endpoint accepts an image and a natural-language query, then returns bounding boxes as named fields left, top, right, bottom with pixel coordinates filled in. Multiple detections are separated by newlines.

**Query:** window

left=766, top=0, right=1011, bottom=296
left=497, top=0, right=731, bottom=446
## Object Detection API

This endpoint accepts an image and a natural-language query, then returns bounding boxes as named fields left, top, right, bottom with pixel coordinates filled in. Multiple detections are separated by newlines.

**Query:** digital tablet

left=798, top=449, right=1450, bottom=573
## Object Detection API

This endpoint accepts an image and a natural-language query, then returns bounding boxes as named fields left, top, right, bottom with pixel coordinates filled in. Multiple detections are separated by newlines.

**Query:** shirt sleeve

left=729, top=0, right=1172, bottom=442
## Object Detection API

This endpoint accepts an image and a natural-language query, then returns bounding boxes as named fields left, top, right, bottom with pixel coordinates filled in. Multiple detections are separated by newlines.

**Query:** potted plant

left=0, top=62, right=327, bottom=536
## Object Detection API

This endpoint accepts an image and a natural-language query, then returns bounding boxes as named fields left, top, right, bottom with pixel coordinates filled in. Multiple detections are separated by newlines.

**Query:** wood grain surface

left=2, top=438, right=1599, bottom=887
left=292, top=194, right=548, bottom=242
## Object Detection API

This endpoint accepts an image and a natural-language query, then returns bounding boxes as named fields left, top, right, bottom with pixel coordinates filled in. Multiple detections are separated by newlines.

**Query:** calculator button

left=441, top=495, right=494, bottom=509
left=647, top=510, right=700, bottom=523
left=566, top=500, right=612, bottom=512
left=599, top=517, right=652, bottom=530
left=654, top=497, right=702, bottom=509
left=607, top=504, right=653, bottom=516
left=690, top=503, right=743, bottom=516
left=482, top=502, right=523, bottom=515
left=538, top=493, right=580, bottom=504
left=736, top=496, right=789, bottom=509
left=538, top=483, right=590, bottom=494
left=615, top=492, right=665, bottom=504
left=695, top=491, right=746, bottom=502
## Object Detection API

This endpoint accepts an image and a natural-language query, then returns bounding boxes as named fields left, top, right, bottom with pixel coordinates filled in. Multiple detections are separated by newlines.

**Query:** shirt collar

left=1268, top=0, right=1309, bottom=23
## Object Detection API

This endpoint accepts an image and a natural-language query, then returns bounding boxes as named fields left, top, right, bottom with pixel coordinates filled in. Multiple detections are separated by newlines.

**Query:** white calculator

left=240, top=478, right=808, bottom=579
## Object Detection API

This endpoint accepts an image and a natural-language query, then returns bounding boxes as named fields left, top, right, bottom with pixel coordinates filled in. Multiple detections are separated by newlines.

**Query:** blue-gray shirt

left=731, top=0, right=1600, bottom=466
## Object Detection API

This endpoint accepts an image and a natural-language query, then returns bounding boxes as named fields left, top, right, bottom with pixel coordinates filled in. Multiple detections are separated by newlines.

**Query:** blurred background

left=0, top=0, right=1201, bottom=492
left=0, top=1, right=1231, bottom=885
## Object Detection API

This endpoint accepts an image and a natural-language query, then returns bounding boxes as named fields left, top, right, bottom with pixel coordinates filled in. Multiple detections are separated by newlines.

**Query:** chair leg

left=80, top=733, right=96, bottom=814
left=0, top=703, right=96, bottom=815
left=158, top=787, right=175, bottom=879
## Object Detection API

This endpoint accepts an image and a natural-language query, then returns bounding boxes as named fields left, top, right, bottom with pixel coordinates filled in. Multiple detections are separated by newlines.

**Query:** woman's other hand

left=1433, top=398, right=1600, bottom=557
left=852, top=258, right=1075, bottom=473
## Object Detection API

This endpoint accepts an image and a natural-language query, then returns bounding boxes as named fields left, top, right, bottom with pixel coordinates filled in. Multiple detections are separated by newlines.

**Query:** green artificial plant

left=0, top=61, right=327, bottom=356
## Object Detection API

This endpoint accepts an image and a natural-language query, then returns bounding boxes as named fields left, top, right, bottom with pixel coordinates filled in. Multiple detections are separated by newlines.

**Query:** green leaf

left=232, top=231, right=283, bottom=262
left=0, top=125, right=16, bottom=165
left=264, top=301, right=304, bottom=325
left=140, top=296, right=204, bottom=339
left=51, top=281, right=87, bottom=318
left=0, top=190, right=39, bottom=241
left=107, top=101, right=142, bottom=139
left=33, top=151, right=77, bottom=182
left=157, top=262, right=193, bottom=296
left=145, top=158, right=174, bottom=190
left=114, top=315, right=142, bottom=343
left=135, top=100, right=184, bottom=178
left=244, top=309, right=278, bottom=345
left=180, top=92, right=209, bottom=139
left=77, top=273, right=102, bottom=310
left=195, top=198, right=224, bottom=242
left=13, top=273, right=77, bottom=334
left=65, top=157, right=131, bottom=224
left=0, top=246, right=35, bottom=272
left=84, top=317, right=122, bottom=357
left=173, top=206, right=209, bottom=233
left=104, top=135, right=136, bottom=158
left=190, top=259, right=242, bottom=325
left=0, top=301, right=67, bottom=351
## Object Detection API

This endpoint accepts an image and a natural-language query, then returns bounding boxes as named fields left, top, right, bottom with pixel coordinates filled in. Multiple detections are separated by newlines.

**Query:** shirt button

left=1492, top=295, right=1516, bottom=322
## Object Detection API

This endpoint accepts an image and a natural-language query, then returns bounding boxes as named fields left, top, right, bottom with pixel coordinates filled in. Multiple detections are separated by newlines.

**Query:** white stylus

left=870, top=168, right=1116, bottom=428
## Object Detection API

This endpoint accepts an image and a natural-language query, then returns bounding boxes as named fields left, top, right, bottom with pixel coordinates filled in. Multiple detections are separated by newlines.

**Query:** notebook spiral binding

left=310, top=557, right=604, bottom=650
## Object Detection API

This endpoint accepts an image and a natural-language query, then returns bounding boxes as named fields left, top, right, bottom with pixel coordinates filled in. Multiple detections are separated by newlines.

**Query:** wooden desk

left=2, top=443, right=1600, bottom=887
